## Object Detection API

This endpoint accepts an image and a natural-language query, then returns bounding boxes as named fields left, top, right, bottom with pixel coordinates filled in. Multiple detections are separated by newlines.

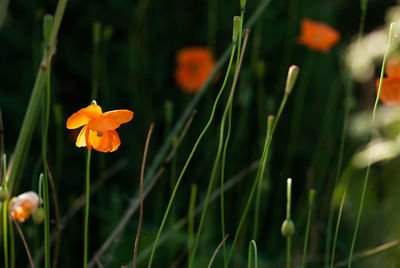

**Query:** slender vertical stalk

left=189, top=27, right=249, bottom=268
left=348, top=23, right=396, bottom=268
left=301, top=190, right=316, bottom=268
left=147, top=40, right=237, bottom=268
left=133, top=124, right=154, bottom=268
left=41, top=14, right=53, bottom=268
left=226, top=65, right=299, bottom=267
left=9, top=216, right=15, bottom=268
left=330, top=186, right=347, bottom=268
left=187, top=184, right=197, bottom=264
left=0, top=0, right=10, bottom=29
left=84, top=149, right=92, bottom=268
left=2, top=155, right=8, bottom=268
left=91, top=22, right=101, bottom=100
left=324, top=1, right=369, bottom=265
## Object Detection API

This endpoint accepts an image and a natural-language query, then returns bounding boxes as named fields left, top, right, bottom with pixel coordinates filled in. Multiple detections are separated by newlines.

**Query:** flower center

left=97, top=131, right=103, bottom=137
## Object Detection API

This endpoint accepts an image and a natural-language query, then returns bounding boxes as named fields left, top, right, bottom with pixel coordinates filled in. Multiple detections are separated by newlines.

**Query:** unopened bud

left=284, top=65, right=299, bottom=95
left=232, top=16, right=241, bottom=44
left=281, top=219, right=295, bottom=237
left=33, top=207, right=44, bottom=224
left=0, top=186, right=9, bottom=202
left=43, top=15, right=53, bottom=43
left=91, top=100, right=97, bottom=105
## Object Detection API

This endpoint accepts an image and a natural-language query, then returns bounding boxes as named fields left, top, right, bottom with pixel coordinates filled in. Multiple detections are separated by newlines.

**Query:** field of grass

left=1, top=0, right=400, bottom=267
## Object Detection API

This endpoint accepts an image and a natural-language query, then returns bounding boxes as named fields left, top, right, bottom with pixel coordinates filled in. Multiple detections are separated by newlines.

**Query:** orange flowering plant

left=297, top=18, right=341, bottom=52
left=175, top=47, right=217, bottom=93
left=66, top=102, right=133, bottom=152
left=9, top=191, right=39, bottom=223
left=376, top=55, right=400, bottom=106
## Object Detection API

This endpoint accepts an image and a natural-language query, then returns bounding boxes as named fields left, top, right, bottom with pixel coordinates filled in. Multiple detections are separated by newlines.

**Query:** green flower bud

left=284, top=65, right=299, bottom=95
left=33, top=207, right=44, bottom=225
left=232, top=16, right=241, bottom=44
left=0, top=186, right=9, bottom=202
left=281, top=219, right=295, bottom=237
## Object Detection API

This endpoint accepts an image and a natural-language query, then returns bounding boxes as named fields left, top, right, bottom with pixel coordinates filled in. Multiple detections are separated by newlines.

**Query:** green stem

left=84, top=149, right=92, bottom=268
left=7, top=0, right=68, bottom=195
left=347, top=23, right=395, bottom=268
left=189, top=29, right=249, bottom=268
left=248, top=240, right=258, bottom=268
left=330, top=186, right=347, bottom=268
left=187, top=184, right=197, bottom=263
left=2, top=155, right=8, bottom=268
left=287, top=237, right=291, bottom=268
left=325, top=2, right=369, bottom=265
left=301, top=190, right=316, bottom=268
left=226, top=86, right=293, bottom=267
left=147, top=44, right=237, bottom=268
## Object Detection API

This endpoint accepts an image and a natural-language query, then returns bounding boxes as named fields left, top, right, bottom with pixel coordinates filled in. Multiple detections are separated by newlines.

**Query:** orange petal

left=88, top=130, right=121, bottom=152
left=75, top=125, right=88, bottom=147
left=297, top=18, right=340, bottom=52
left=102, top=110, right=134, bottom=124
left=87, top=110, right=133, bottom=131
left=66, top=104, right=102, bottom=129
left=376, top=77, right=400, bottom=106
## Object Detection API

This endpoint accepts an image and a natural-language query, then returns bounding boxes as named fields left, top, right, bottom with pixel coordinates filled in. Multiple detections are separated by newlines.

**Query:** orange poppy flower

left=376, top=56, right=400, bottom=106
left=175, top=47, right=217, bottom=93
left=297, top=18, right=341, bottom=52
left=9, top=191, right=39, bottom=223
left=66, top=103, right=133, bottom=152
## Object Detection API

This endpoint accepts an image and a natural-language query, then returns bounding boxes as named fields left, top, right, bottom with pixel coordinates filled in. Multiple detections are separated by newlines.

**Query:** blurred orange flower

left=376, top=56, right=400, bottom=106
left=297, top=18, right=340, bottom=52
left=9, top=191, right=39, bottom=223
left=66, top=103, right=133, bottom=152
left=175, top=47, right=216, bottom=93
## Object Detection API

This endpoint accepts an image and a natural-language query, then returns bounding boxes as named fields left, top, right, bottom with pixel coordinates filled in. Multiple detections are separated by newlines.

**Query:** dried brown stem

left=207, top=234, right=229, bottom=268
left=12, top=218, right=35, bottom=268
left=133, top=123, right=154, bottom=268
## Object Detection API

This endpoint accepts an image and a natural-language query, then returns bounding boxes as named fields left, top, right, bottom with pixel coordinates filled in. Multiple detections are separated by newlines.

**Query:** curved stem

left=348, top=23, right=395, bottom=268
left=147, top=44, right=237, bottom=268
left=248, top=240, right=258, bottom=268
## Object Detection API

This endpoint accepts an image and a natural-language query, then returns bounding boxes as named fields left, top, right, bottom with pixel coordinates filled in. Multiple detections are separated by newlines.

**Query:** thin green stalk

left=330, top=186, right=348, bottom=268
left=324, top=1, right=368, bottom=264
left=226, top=65, right=299, bottom=267
left=9, top=216, right=14, bottom=268
left=147, top=43, right=237, bottom=268
left=143, top=0, right=273, bottom=193
left=7, top=0, right=68, bottom=195
left=220, top=9, right=246, bottom=266
left=301, top=190, right=316, bottom=268
left=2, top=155, right=8, bottom=268
left=248, top=240, right=258, bottom=268
left=187, top=184, right=197, bottom=262
left=348, top=23, right=395, bottom=268
left=287, top=237, right=291, bottom=268
left=42, top=15, right=53, bottom=268
left=84, top=149, right=92, bottom=268
left=189, top=29, right=249, bottom=268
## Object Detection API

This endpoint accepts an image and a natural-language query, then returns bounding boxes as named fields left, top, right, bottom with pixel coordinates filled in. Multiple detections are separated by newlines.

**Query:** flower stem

left=330, top=185, right=347, bottom=268
left=84, top=149, right=92, bottom=268
left=147, top=42, right=237, bottom=268
left=347, top=23, right=396, bottom=268
left=2, top=155, right=8, bottom=268
left=324, top=0, right=369, bottom=263
left=301, top=189, right=315, bottom=268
